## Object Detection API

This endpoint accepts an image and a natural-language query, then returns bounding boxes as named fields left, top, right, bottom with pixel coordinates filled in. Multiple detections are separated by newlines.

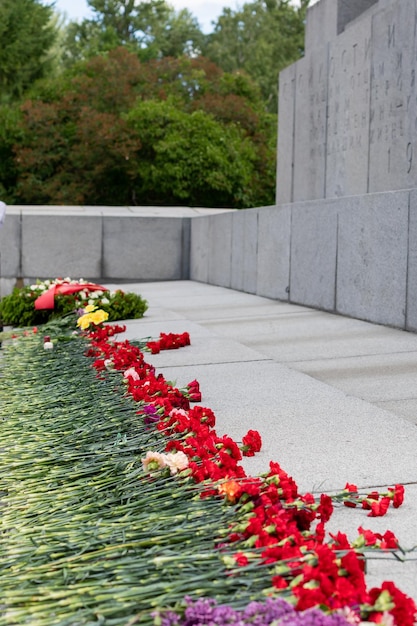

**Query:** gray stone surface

left=22, top=215, right=102, bottom=279
left=374, top=398, right=417, bottom=424
left=8, top=205, right=232, bottom=217
left=326, top=13, right=372, bottom=198
left=256, top=204, right=291, bottom=300
left=293, top=49, right=328, bottom=201
left=0, top=278, right=15, bottom=298
left=290, top=199, right=338, bottom=310
left=337, top=0, right=379, bottom=34
left=207, top=212, right=233, bottom=288
left=0, top=212, right=20, bottom=277
left=406, top=189, right=417, bottom=331
left=305, top=0, right=337, bottom=52
left=276, top=64, right=296, bottom=204
left=102, top=216, right=186, bottom=280
left=231, top=208, right=258, bottom=293
left=278, top=0, right=417, bottom=200
left=197, top=308, right=417, bottom=363
left=336, top=191, right=409, bottom=326
left=368, top=0, right=417, bottom=192
left=291, top=351, right=417, bottom=403
left=190, top=216, right=210, bottom=283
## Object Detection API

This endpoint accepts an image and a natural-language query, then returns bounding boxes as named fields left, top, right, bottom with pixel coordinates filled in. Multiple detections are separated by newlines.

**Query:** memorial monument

left=277, top=0, right=416, bottom=202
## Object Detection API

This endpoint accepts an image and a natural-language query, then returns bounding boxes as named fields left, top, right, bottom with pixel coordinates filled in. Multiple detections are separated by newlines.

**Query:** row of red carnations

left=83, top=324, right=416, bottom=626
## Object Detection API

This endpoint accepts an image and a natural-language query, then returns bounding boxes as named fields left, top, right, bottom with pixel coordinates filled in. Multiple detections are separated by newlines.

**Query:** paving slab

left=374, top=399, right=417, bottom=425
left=290, top=352, right=417, bottom=402
left=116, top=329, right=270, bottom=368
left=199, top=314, right=417, bottom=362
left=105, top=280, right=417, bottom=604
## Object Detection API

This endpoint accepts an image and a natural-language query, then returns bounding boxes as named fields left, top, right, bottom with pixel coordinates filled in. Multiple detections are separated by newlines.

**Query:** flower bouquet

left=0, top=277, right=147, bottom=327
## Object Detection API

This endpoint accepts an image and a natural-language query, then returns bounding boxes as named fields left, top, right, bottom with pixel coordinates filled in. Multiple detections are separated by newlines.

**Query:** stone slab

left=368, top=0, right=417, bottom=192
left=293, top=49, right=328, bottom=201
left=128, top=280, right=304, bottom=319
left=337, top=0, right=379, bottom=35
left=289, top=199, right=338, bottom=310
left=374, top=399, right=417, bottom=425
left=230, top=209, right=258, bottom=293
left=200, top=309, right=417, bottom=363
left=0, top=212, right=20, bottom=277
left=256, top=204, right=291, bottom=300
left=8, top=205, right=233, bottom=218
left=406, top=189, right=417, bottom=331
left=207, top=212, right=233, bottom=287
left=190, top=216, right=210, bottom=283
left=290, top=351, right=417, bottom=403
left=0, top=278, right=15, bottom=298
left=326, top=13, right=372, bottom=198
left=123, top=334, right=269, bottom=369
left=305, top=0, right=337, bottom=52
left=276, top=65, right=296, bottom=204
left=113, top=318, right=213, bottom=341
left=21, top=215, right=102, bottom=279
left=336, top=191, right=409, bottom=327
left=102, top=216, right=186, bottom=280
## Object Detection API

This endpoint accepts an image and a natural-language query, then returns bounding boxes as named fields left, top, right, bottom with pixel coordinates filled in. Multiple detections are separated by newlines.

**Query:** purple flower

left=243, top=598, right=295, bottom=624
left=143, top=404, right=161, bottom=426
left=279, top=608, right=353, bottom=626
left=153, top=598, right=354, bottom=626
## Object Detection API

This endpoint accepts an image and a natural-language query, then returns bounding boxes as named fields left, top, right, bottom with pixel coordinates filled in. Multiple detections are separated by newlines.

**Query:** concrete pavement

left=105, top=280, right=417, bottom=604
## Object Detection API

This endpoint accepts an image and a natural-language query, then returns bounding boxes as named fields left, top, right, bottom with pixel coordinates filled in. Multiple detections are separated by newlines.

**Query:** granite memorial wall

left=277, top=0, right=417, bottom=201
left=193, top=0, right=417, bottom=332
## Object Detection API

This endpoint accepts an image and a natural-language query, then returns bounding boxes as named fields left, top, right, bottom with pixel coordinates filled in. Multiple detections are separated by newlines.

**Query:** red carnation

left=241, top=429, right=262, bottom=457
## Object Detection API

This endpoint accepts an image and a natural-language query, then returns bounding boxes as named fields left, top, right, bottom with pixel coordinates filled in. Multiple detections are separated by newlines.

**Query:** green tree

left=202, top=0, right=309, bottom=112
left=0, top=105, right=23, bottom=202
left=14, top=48, right=143, bottom=205
left=0, top=0, right=57, bottom=102
left=126, top=99, right=257, bottom=207
left=62, top=0, right=204, bottom=66
left=12, top=49, right=276, bottom=207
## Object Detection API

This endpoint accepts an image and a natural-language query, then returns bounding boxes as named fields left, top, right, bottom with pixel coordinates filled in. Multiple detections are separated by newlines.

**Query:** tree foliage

left=0, top=0, right=57, bottom=102
left=202, top=0, right=309, bottom=112
left=0, top=0, right=312, bottom=207
left=11, top=49, right=276, bottom=208
left=126, top=99, right=256, bottom=207
left=62, top=0, right=204, bottom=66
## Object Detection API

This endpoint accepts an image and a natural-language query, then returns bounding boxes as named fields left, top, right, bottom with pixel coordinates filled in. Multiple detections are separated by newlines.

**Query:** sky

left=53, top=0, right=242, bottom=34
left=52, top=0, right=318, bottom=34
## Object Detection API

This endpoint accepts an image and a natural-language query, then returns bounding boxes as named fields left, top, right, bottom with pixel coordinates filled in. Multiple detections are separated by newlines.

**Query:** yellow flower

left=77, top=308, right=109, bottom=330
left=90, top=310, right=109, bottom=325
left=84, top=304, right=97, bottom=313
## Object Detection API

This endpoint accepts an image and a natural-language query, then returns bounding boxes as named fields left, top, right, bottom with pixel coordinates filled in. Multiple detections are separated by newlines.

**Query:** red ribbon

left=34, top=282, right=107, bottom=310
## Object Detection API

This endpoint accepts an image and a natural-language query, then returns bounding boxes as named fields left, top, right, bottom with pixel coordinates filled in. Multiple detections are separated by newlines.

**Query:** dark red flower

left=241, top=429, right=262, bottom=457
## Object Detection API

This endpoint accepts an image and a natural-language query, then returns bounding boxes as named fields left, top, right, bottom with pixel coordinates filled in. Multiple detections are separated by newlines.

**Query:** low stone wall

left=1, top=195, right=416, bottom=332
left=191, top=189, right=417, bottom=332
left=0, top=205, right=231, bottom=296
